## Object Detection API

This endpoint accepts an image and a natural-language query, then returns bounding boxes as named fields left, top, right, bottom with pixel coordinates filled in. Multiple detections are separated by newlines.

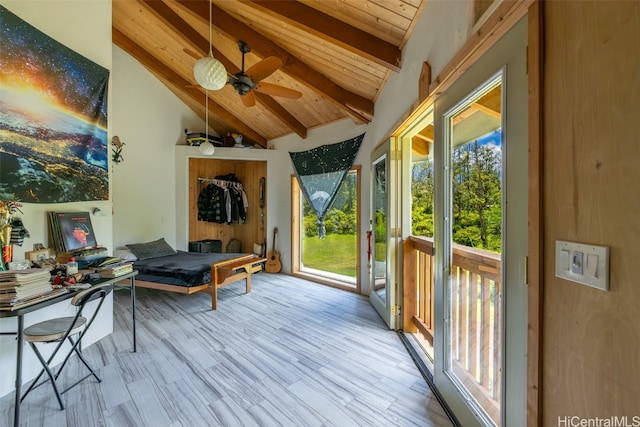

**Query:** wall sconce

left=112, top=136, right=125, bottom=164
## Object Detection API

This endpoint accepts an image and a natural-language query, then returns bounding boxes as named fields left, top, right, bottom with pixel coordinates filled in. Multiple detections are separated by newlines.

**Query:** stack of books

left=99, top=262, right=134, bottom=278
left=0, top=269, right=66, bottom=310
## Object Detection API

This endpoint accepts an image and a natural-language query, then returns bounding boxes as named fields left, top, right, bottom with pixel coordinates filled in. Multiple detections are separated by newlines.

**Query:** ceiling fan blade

left=241, top=90, right=256, bottom=107
left=245, top=57, right=282, bottom=82
left=255, top=82, right=302, bottom=99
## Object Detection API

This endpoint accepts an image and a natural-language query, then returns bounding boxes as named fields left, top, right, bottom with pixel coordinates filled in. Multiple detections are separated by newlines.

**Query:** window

left=291, top=167, right=360, bottom=291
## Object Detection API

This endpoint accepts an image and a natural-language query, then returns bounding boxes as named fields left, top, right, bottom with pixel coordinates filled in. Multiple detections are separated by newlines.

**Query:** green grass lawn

left=302, top=233, right=357, bottom=277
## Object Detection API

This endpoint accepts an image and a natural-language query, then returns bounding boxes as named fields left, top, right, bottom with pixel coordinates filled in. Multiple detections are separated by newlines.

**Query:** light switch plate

left=555, top=240, right=609, bottom=291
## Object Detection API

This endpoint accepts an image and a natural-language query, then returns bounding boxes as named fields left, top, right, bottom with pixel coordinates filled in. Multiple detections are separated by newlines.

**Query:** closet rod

left=198, top=177, right=244, bottom=189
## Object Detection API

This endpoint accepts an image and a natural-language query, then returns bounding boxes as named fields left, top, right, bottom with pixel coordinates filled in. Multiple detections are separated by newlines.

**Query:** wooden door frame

left=526, top=3, right=543, bottom=425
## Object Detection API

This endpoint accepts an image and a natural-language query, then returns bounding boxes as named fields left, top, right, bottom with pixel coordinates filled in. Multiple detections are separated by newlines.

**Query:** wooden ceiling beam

left=411, top=137, right=429, bottom=156
left=344, top=105, right=372, bottom=125
left=418, top=124, right=434, bottom=141
left=140, top=0, right=308, bottom=139
left=112, top=28, right=268, bottom=148
left=242, top=0, right=401, bottom=72
left=413, top=133, right=433, bottom=143
left=254, top=93, right=308, bottom=139
left=473, top=85, right=502, bottom=118
left=471, top=101, right=501, bottom=119
left=176, top=0, right=375, bottom=120
left=139, top=0, right=235, bottom=74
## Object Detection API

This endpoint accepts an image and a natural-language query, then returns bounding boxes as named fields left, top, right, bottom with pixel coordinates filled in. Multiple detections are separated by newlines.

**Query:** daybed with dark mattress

left=121, top=239, right=266, bottom=310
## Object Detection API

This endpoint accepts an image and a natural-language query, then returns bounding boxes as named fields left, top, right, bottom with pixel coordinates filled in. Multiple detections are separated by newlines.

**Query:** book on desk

left=98, top=262, right=134, bottom=278
left=0, top=268, right=65, bottom=311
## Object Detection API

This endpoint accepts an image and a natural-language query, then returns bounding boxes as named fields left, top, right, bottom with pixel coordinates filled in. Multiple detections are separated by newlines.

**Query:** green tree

left=411, top=139, right=501, bottom=252
left=411, top=159, right=434, bottom=236
left=302, top=172, right=358, bottom=237
left=452, top=140, right=501, bottom=251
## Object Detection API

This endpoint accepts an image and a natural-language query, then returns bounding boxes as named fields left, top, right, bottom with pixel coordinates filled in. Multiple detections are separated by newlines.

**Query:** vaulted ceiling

left=112, top=0, right=426, bottom=148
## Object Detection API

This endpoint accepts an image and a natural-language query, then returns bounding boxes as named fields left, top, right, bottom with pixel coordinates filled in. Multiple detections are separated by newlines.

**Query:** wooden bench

left=211, top=254, right=266, bottom=310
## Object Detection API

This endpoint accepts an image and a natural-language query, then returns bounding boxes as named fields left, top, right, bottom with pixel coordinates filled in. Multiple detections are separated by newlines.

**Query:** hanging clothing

left=228, top=186, right=246, bottom=224
left=10, top=217, right=30, bottom=246
left=197, top=175, right=249, bottom=224
left=197, top=183, right=226, bottom=223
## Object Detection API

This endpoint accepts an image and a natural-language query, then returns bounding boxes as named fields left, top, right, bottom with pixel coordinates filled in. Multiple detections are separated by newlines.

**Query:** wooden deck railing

left=403, top=236, right=435, bottom=344
left=403, top=236, right=501, bottom=423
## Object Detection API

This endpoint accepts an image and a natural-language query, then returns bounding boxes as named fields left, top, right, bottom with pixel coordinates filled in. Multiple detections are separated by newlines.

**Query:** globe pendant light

left=199, top=137, right=216, bottom=155
left=199, top=139, right=215, bottom=155
left=193, top=0, right=227, bottom=91
left=194, top=55, right=227, bottom=90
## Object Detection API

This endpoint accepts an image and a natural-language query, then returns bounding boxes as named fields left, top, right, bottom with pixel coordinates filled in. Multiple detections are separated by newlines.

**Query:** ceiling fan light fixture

left=193, top=56, right=227, bottom=90
left=234, top=81, right=253, bottom=96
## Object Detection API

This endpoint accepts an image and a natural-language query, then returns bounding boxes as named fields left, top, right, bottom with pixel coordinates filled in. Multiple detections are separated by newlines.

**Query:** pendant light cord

left=206, top=0, right=212, bottom=141
left=208, top=0, right=213, bottom=57
left=205, top=89, right=209, bottom=141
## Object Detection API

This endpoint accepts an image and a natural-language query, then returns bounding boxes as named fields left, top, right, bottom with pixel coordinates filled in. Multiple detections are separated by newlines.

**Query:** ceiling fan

left=228, top=40, right=302, bottom=107
left=187, top=41, right=302, bottom=107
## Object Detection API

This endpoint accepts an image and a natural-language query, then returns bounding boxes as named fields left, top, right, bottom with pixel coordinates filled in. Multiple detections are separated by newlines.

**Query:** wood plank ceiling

left=112, top=0, right=426, bottom=148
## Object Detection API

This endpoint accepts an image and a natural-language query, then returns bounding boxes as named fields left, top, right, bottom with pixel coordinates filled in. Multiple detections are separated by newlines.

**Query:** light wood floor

left=1, top=273, right=453, bottom=427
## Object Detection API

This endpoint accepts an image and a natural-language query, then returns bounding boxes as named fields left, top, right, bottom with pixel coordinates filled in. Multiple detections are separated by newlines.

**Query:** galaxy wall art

left=0, top=6, right=110, bottom=203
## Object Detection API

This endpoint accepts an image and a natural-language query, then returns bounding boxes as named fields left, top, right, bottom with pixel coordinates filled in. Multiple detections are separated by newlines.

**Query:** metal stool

left=20, top=284, right=112, bottom=410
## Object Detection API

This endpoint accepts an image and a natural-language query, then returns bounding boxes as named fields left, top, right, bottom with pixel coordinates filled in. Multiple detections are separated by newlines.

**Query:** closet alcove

left=188, top=157, right=267, bottom=254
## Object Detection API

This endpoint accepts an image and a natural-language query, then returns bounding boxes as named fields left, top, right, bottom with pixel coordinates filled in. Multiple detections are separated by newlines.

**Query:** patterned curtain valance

left=289, top=133, right=364, bottom=238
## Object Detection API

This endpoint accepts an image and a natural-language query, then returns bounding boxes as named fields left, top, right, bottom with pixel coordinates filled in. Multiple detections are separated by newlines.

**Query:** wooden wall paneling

left=189, top=158, right=267, bottom=254
left=543, top=1, right=640, bottom=422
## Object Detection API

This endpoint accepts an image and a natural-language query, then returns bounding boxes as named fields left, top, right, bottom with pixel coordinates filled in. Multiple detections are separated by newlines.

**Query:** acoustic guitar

left=265, top=227, right=282, bottom=273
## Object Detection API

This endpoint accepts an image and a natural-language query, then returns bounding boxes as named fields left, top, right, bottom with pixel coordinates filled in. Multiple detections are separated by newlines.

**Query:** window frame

left=290, top=166, right=361, bottom=293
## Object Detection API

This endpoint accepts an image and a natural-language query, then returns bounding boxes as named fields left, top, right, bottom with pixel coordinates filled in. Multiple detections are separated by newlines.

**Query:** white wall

left=0, top=0, right=113, bottom=399
left=111, top=45, right=210, bottom=250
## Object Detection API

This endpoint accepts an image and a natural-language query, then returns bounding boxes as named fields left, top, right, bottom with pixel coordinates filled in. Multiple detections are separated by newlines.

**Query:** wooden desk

left=0, top=271, right=138, bottom=427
